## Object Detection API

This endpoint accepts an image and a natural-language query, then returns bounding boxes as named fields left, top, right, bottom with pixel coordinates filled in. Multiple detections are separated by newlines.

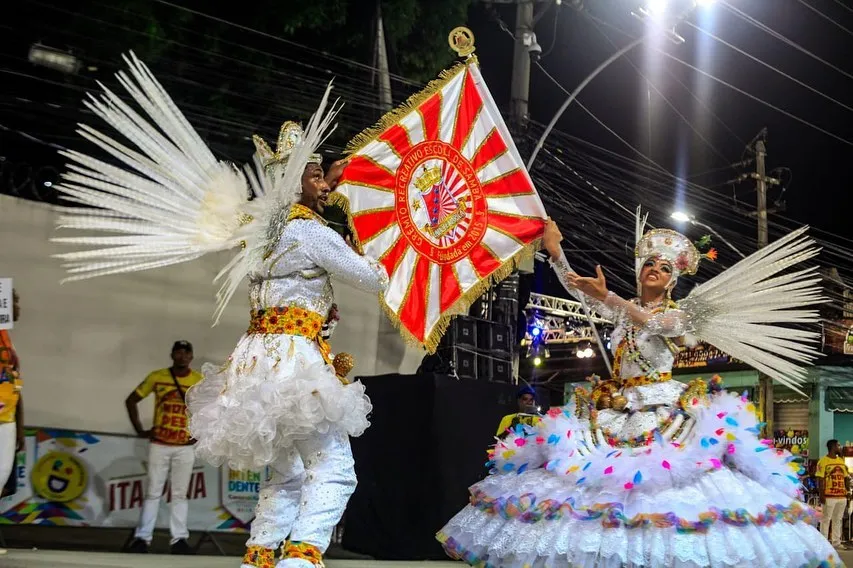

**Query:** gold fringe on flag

left=344, top=57, right=478, bottom=156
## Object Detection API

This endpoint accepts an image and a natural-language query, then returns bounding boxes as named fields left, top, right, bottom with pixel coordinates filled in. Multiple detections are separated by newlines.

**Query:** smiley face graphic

left=31, top=451, right=87, bottom=503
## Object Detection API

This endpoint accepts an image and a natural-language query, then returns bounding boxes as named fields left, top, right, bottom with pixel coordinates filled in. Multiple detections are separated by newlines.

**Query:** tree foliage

left=5, top=0, right=473, bottom=164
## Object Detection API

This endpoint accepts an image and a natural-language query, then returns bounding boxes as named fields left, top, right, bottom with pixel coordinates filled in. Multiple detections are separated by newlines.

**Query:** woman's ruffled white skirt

left=186, top=333, right=371, bottom=471
left=437, top=390, right=842, bottom=567
left=438, top=467, right=839, bottom=568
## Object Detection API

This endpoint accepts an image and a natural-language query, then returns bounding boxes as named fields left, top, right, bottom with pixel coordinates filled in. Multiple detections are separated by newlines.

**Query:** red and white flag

left=333, top=60, right=547, bottom=352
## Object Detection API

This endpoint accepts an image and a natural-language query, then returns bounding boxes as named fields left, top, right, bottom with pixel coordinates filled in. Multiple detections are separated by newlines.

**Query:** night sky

left=479, top=0, right=853, bottom=236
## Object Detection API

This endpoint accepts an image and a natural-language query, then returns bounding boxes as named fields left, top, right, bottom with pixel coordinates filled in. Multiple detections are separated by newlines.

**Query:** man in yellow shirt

left=496, top=386, right=542, bottom=439
left=816, top=439, right=850, bottom=548
left=124, top=341, right=202, bottom=555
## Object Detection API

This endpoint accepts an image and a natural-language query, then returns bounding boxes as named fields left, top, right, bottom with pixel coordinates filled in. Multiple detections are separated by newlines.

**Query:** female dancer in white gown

left=438, top=219, right=840, bottom=568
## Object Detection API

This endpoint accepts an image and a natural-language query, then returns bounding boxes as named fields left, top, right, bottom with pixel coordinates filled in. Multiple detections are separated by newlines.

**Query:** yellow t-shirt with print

left=0, top=330, right=21, bottom=424
left=816, top=455, right=849, bottom=498
left=496, top=413, right=542, bottom=438
left=135, top=368, right=202, bottom=446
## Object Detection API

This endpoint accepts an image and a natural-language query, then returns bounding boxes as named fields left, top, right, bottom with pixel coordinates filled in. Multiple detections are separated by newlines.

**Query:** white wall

left=0, top=195, right=422, bottom=434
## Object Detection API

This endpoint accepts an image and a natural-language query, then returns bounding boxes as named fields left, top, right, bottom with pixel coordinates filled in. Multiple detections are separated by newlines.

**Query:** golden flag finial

left=448, top=27, right=476, bottom=58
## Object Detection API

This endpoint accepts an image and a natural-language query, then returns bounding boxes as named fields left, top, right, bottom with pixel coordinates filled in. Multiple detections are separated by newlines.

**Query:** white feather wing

left=678, top=226, right=824, bottom=392
left=50, top=51, right=342, bottom=324
left=52, top=51, right=252, bottom=280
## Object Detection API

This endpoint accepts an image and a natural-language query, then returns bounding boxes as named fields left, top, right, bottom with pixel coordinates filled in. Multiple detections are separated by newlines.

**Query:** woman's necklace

left=639, top=296, right=665, bottom=311
left=621, top=299, right=663, bottom=382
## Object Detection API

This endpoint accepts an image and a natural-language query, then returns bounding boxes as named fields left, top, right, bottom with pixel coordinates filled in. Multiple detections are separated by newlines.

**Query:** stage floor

left=0, top=549, right=460, bottom=568
left=4, top=548, right=853, bottom=567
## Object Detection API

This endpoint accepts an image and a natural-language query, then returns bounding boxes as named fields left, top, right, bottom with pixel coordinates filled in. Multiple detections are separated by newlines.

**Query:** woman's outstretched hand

left=567, top=265, right=609, bottom=302
left=543, top=219, right=563, bottom=259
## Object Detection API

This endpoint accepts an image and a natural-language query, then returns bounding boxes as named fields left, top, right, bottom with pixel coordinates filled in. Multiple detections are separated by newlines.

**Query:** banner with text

left=0, top=278, right=12, bottom=330
left=0, top=428, right=264, bottom=532
left=773, top=429, right=809, bottom=458
left=674, top=342, right=739, bottom=369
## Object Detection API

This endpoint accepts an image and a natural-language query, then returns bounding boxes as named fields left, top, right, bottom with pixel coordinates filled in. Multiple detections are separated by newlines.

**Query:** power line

left=9, top=1, right=411, bottom=120
left=795, top=0, right=853, bottom=38
left=79, top=0, right=419, bottom=95
left=148, top=0, right=423, bottom=87
left=582, top=10, right=853, bottom=147
left=536, top=62, right=670, bottom=174
left=833, top=0, right=853, bottom=15
left=1, top=10, right=395, bottom=113
left=585, top=17, right=733, bottom=166
left=581, top=11, right=747, bottom=147
left=659, top=51, right=853, bottom=147
left=721, top=1, right=853, bottom=83
left=685, top=20, right=853, bottom=115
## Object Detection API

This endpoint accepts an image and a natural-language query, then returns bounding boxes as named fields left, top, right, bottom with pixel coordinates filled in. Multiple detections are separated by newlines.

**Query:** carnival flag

left=333, top=60, right=547, bottom=352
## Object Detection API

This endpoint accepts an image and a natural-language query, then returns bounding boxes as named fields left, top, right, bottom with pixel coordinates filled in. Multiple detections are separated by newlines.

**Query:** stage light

left=670, top=211, right=691, bottom=223
left=528, top=314, right=547, bottom=343
left=584, top=347, right=595, bottom=358
left=533, top=356, right=543, bottom=366
left=646, top=0, right=668, bottom=14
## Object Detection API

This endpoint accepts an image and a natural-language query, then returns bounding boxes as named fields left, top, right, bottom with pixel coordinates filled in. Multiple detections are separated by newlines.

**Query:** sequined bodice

left=249, top=226, right=335, bottom=316
left=247, top=214, right=389, bottom=317
left=609, top=302, right=676, bottom=380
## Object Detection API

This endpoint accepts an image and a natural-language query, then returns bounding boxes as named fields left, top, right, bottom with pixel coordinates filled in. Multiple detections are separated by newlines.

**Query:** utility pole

left=506, top=0, right=539, bottom=379
left=472, top=1, right=551, bottom=381
left=375, top=1, right=393, bottom=112
left=755, top=139, right=768, bottom=249
left=510, top=1, right=535, bottom=131
left=755, top=138, right=772, bottom=438
left=750, top=131, right=781, bottom=439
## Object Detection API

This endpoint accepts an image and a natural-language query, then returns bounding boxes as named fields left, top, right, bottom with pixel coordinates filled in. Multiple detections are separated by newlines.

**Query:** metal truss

left=524, top=293, right=612, bottom=345
left=525, top=293, right=612, bottom=324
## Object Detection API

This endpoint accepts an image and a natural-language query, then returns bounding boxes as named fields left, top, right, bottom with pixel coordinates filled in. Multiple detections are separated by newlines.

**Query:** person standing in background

left=495, top=386, right=541, bottom=440
left=124, top=340, right=202, bottom=555
left=817, top=439, right=850, bottom=549
left=0, top=289, right=23, bottom=556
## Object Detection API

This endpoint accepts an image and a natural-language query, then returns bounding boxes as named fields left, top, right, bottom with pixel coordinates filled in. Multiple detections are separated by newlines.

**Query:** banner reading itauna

left=333, top=59, right=547, bottom=352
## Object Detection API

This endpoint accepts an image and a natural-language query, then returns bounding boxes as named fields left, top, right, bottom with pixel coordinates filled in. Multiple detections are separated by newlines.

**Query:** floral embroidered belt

left=248, top=306, right=324, bottom=338
left=575, top=372, right=675, bottom=416
left=247, top=306, right=333, bottom=364
left=621, top=372, right=672, bottom=389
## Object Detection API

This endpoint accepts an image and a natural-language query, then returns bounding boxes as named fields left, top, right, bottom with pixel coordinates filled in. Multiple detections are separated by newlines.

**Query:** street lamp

left=646, top=0, right=669, bottom=15
left=670, top=211, right=746, bottom=259
left=28, top=44, right=81, bottom=75
left=527, top=1, right=705, bottom=170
